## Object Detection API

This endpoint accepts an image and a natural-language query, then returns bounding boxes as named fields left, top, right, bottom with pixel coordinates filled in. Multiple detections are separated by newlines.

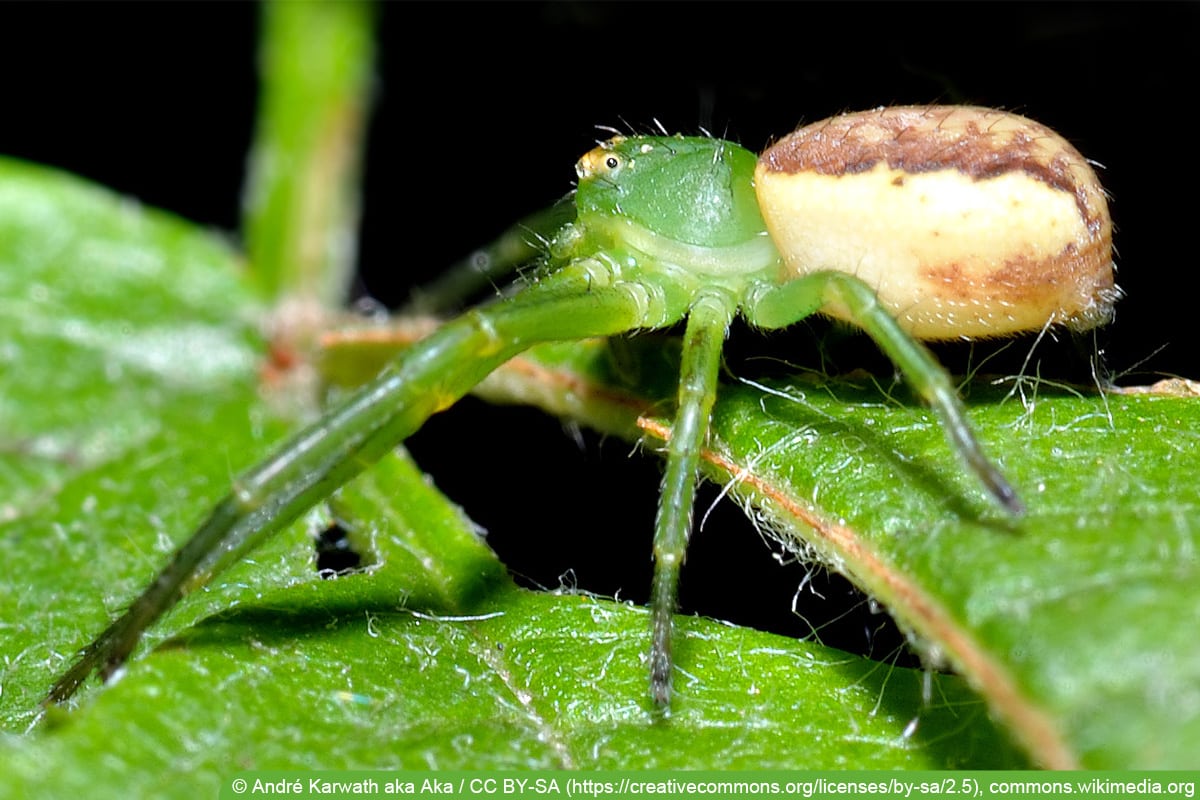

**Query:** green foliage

left=698, top=374, right=1200, bottom=767
left=439, top=331, right=1200, bottom=768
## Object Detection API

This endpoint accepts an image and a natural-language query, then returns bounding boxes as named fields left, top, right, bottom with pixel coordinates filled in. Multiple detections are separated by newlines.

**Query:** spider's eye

left=574, top=142, right=626, bottom=181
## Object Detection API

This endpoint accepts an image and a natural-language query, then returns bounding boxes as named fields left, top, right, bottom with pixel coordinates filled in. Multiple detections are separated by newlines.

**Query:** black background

left=4, top=3, right=1196, bottom=664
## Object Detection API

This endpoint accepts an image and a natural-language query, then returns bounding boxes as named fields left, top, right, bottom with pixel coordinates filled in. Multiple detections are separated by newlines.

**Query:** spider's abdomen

left=755, top=106, right=1116, bottom=340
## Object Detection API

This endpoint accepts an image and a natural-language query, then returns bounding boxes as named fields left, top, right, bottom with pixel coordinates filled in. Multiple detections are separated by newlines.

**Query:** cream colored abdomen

left=754, top=106, right=1115, bottom=340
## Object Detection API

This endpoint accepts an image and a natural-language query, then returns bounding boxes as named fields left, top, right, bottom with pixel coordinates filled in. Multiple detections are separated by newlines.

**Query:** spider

left=44, top=105, right=1115, bottom=710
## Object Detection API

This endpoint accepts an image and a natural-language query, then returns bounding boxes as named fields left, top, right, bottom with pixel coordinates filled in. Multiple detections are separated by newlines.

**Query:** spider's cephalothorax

left=575, top=136, right=770, bottom=252
left=46, top=107, right=1113, bottom=711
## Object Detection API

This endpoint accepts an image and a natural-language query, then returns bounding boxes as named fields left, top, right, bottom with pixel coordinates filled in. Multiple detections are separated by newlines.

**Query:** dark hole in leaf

left=314, top=522, right=364, bottom=578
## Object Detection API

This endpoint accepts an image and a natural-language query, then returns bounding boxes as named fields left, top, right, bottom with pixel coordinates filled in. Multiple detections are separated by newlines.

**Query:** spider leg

left=746, top=271, right=1023, bottom=515
left=45, top=263, right=684, bottom=707
left=649, top=288, right=736, bottom=708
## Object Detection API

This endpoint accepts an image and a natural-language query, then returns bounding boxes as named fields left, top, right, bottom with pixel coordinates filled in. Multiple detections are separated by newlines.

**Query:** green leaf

left=334, top=332, right=1200, bottom=768
left=0, top=156, right=309, bottom=721
left=694, top=375, right=1200, bottom=768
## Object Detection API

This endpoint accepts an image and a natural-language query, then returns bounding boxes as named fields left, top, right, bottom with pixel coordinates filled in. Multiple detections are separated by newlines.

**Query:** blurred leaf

left=0, top=156, right=308, bottom=721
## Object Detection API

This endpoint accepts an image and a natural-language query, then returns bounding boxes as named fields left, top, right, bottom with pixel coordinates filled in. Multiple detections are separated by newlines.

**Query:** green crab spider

left=45, top=105, right=1115, bottom=710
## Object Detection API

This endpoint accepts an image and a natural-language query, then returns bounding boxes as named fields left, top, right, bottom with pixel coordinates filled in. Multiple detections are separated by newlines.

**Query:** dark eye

left=605, top=156, right=620, bottom=170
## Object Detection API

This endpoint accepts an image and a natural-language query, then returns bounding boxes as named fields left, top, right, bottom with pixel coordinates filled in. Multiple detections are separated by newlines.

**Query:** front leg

left=44, top=265, right=686, bottom=707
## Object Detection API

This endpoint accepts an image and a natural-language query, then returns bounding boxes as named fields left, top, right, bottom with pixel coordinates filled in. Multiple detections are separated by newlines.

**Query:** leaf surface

left=696, top=374, right=1200, bottom=767
left=310, top=307, right=1200, bottom=768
